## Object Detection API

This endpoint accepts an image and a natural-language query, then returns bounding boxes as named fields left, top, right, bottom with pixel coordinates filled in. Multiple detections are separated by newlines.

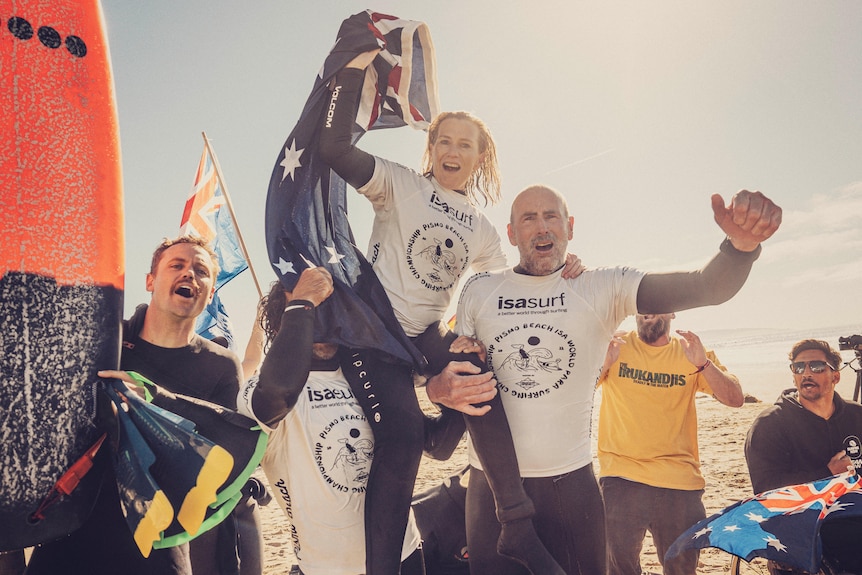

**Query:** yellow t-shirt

left=597, top=331, right=726, bottom=490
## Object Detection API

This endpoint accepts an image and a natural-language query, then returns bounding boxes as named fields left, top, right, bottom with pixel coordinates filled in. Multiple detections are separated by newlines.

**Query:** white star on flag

left=722, top=524, right=741, bottom=532
left=273, top=258, right=296, bottom=275
left=823, top=500, right=853, bottom=517
left=280, top=140, right=304, bottom=182
left=325, top=245, right=346, bottom=265
left=765, top=536, right=787, bottom=552
left=745, top=512, right=767, bottom=523
left=693, top=526, right=712, bottom=539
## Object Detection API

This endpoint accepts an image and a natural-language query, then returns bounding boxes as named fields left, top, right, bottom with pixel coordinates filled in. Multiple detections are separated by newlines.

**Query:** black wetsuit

left=27, top=305, right=243, bottom=575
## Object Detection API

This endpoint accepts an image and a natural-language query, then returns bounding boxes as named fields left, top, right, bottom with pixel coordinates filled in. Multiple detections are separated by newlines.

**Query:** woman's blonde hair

left=420, top=111, right=501, bottom=206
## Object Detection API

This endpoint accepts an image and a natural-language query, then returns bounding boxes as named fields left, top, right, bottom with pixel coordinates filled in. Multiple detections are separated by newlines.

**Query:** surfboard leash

left=29, top=432, right=108, bottom=523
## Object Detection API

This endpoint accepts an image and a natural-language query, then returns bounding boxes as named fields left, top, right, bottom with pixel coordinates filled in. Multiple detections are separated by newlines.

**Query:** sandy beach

left=256, top=391, right=774, bottom=574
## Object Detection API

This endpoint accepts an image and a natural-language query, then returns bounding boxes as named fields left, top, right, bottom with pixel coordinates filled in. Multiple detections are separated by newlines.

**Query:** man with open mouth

left=746, top=338, right=862, bottom=575
left=456, top=184, right=781, bottom=575
left=27, top=236, right=246, bottom=575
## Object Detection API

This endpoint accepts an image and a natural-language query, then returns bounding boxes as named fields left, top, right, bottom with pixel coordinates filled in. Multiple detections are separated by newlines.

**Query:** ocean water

left=699, top=324, right=862, bottom=403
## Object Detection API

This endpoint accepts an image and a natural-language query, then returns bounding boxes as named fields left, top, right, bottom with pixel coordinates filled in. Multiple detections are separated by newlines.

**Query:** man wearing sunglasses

left=745, top=338, right=862, bottom=574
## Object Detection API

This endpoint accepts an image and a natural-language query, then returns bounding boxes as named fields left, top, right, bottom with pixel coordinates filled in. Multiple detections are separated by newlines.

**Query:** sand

left=255, top=391, right=771, bottom=574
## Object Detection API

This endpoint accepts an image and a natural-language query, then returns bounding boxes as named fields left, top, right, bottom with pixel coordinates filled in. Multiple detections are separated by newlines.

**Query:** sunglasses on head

left=789, top=360, right=836, bottom=375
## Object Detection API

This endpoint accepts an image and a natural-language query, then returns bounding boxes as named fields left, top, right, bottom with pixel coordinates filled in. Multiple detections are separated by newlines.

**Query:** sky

left=101, top=1, right=862, bottom=350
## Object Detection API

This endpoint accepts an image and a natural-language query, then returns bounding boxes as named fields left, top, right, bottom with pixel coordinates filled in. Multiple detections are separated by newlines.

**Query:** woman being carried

left=319, top=49, right=580, bottom=575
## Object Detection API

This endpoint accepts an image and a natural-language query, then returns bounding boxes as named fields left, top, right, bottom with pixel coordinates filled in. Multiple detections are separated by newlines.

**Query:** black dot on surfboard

left=65, top=35, right=87, bottom=58
left=349, top=428, right=360, bottom=439
left=37, top=26, right=61, bottom=49
left=528, top=336, right=540, bottom=346
left=7, top=17, right=34, bottom=40
left=445, top=239, right=454, bottom=249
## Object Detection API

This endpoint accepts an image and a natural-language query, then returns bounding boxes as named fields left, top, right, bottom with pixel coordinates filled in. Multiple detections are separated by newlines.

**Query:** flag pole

left=201, top=132, right=264, bottom=299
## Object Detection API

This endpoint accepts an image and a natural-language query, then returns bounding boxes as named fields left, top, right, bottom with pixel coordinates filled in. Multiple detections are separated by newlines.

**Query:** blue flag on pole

left=180, top=144, right=248, bottom=350
left=265, top=10, right=439, bottom=366
left=666, top=471, right=862, bottom=573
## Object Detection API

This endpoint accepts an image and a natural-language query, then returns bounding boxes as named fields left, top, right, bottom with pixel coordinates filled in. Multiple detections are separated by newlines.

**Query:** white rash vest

left=238, top=368, right=420, bottom=575
left=358, top=157, right=506, bottom=336
left=457, top=266, right=644, bottom=477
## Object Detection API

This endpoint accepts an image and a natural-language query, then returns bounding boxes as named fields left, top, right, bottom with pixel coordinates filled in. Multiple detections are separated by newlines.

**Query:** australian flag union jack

left=666, top=471, right=862, bottom=573
left=265, top=11, right=439, bottom=366
left=180, top=144, right=248, bottom=350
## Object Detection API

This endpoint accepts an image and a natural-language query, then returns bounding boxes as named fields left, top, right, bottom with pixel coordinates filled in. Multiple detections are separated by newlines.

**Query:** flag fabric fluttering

left=180, top=144, right=248, bottom=350
left=265, top=10, right=439, bottom=367
left=665, top=471, right=862, bottom=573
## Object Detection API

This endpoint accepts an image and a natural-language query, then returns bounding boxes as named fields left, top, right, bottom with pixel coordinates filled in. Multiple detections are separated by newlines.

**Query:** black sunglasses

left=789, top=360, right=836, bottom=375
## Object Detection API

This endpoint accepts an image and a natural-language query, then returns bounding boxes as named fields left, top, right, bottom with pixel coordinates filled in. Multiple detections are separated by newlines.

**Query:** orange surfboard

left=0, top=0, right=124, bottom=549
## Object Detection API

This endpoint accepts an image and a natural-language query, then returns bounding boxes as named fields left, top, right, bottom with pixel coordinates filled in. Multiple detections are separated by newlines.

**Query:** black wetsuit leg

left=414, top=322, right=565, bottom=575
left=338, top=348, right=425, bottom=575
left=400, top=546, right=427, bottom=575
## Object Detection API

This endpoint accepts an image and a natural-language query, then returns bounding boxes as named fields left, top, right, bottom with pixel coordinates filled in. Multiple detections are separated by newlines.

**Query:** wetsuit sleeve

left=250, top=300, right=316, bottom=427
left=210, top=358, right=242, bottom=409
left=636, top=238, right=762, bottom=313
left=318, top=67, right=375, bottom=189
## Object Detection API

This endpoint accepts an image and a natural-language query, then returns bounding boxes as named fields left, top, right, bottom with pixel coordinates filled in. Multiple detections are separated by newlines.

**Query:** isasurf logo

left=306, top=386, right=354, bottom=402
left=496, top=293, right=567, bottom=315
left=429, top=190, right=474, bottom=227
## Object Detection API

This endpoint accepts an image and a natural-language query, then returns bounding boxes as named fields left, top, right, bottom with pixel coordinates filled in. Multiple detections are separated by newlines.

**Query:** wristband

left=689, top=359, right=711, bottom=375
left=284, top=299, right=314, bottom=313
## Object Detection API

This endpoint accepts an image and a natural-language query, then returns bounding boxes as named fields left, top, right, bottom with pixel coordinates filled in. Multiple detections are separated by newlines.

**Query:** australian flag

left=666, top=471, right=862, bottom=573
left=180, top=144, right=248, bottom=350
left=265, top=11, right=439, bottom=366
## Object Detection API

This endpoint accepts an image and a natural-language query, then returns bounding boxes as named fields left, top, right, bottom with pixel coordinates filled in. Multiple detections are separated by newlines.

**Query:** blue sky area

left=102, top=1, right=862, bottom=348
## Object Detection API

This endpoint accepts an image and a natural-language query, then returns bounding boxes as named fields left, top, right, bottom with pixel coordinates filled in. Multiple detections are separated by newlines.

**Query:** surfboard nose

left=1, top=0, right=124, bottom=290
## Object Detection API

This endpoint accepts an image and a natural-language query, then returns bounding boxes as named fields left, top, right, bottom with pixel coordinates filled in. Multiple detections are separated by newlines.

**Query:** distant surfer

left=28, top=236, right=244, bottom=575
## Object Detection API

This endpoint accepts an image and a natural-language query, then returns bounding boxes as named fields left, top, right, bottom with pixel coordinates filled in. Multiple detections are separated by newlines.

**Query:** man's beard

left=638, top=318, right=669, bottom=344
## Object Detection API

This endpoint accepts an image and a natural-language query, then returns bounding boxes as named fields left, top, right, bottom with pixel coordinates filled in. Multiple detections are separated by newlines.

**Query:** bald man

left=455, top=185, right=780, bottom=575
